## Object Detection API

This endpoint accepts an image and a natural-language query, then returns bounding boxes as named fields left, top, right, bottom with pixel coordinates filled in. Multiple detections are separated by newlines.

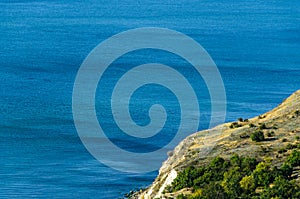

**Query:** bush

left=240, top=175, right=256, bottom=193
left=201, top=182, right=227, bottom=199
left=241, top=157, right=258, bottom=175
left=278, top=148, right=287, bottom=154
left=272, top=125, right=278, bottom=129
left=230, top=154, right=241, bottom=166
left=250, top=131, right=265, bottom=142
left=171, top=166, right=203, bottom=191
left=249, top=123, right=256, bottom=128
left=240, top=133, right=250, bottom=139
left=287, top=150, right=300, bottom=167
left=252, top=162, right=273, bottom=187
left=209, top=157, right=226, bottom=171
left=177, top=194, right=188, bottom=199
left=221, top=167, right=243, bottom=197
left=189, top=189, right=203, bottom=198
left=261, top=146, right=268, bottom=153
left=286, top=143, right=296, bottom=150
left=238, top=118, right=243, bottom=122
left=266, top=131, right=275, bottom=137
left=280, top=163, right=293, bottom=179
left=230, top=122, right=242, bottom=129
left=260, top=176, right=300, bottom=199
left=259, top=123, right=267, bottom=130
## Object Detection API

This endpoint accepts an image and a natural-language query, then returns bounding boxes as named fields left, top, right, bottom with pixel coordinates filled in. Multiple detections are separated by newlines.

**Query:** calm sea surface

left=0, top=0, right=299, bottom=198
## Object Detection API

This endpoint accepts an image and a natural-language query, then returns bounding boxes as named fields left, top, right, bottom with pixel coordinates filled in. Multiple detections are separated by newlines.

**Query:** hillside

left=135, top=90, right=300, bottom=199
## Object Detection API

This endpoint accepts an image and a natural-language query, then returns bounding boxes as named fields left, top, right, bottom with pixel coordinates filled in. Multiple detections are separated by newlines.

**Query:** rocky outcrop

left=137, top=90, right=300, bottom=198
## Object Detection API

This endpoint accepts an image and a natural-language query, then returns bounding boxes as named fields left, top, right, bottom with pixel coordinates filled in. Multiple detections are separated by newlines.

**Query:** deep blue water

left=0, top=0, right=300, bottom=198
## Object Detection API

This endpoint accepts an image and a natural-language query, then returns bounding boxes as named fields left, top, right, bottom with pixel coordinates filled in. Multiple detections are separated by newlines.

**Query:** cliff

left=136, top=90, right=300, bottom=199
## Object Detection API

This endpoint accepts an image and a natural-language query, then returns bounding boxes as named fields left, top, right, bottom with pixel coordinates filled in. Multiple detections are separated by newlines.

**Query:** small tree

left=253, top=162, right=272, bottom=187
left=287, top=150, right=300, bottom=167
left=201, top=182, right=227, bottom=199
left=250, top=131, right=265, bottom=142
left=280, top=163, right=293, bottom=179
left=260, top=176, right=299, bottom=198
left=221, top=167, right=243, bottom=197
left=241, top=157, right=258, bottom=175
left=240, top=175, right=256, bottom=193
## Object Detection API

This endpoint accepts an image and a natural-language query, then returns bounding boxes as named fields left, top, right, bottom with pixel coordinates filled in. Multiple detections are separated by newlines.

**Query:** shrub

left=286, top=143, right=296, bottom=150
left=200, top=182, right=227, bottom=199
left=221, top=166, right=243, bottom=197
left=278, top=148, right=287, bottom=154
left=240, top=175, right=256, bottom=193
left=280, top=163, right=293, bottom=179
left=272, top=125, right=278, bottom=129
left=250, top=131, right=265, bottom=142
left=282, top=138, right=288, bottom=142
left=261, top=146, right=268, bottom=153
left=244, top=119, right=249, bottom=122
left=177, top=194, right=188, bottom=199
left=209, top=157, right=226, bottom=171
left=241, top=157, right=258, bottom=175
left=189, top=189, right=203, bottom=199
left=240, top=133, right=249, bottom=139
left=171, top=166, right=203, bottom=191
left=287, top=150, right=300, bottom=167
left=259, top=123, right=267, bottom=130
left=295, top=136, right=300, bottom=140
left=163, top=185, right=172, bottom=193
left=252, top=162, right=273, bottom=187
left=238, top=118, right=243, bottom=122
left=266, top=131, right=275, bottom=137
left=249, top=123, right=256, bottom=128
left=230, top=122, right=242, bottom=129
left=260, top=176, right=300, bottom=199
left=295, top=110, right=300, bottom=116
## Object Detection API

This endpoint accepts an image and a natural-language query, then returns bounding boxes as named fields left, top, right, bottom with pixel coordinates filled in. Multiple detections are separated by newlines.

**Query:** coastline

left=135, top=90, right=300, bottom=198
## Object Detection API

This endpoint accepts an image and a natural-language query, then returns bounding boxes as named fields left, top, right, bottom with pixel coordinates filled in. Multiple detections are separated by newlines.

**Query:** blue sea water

left=0, top=0, right=300, bottom=198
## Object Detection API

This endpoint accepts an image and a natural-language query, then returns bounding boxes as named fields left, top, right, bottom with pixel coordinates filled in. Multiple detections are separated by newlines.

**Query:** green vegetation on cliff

left=165, top=150, right=300, bottom=199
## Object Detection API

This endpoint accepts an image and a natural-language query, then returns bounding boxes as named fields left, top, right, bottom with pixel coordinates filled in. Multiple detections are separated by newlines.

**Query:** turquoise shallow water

left=0, top=0, right=300, bottom=198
